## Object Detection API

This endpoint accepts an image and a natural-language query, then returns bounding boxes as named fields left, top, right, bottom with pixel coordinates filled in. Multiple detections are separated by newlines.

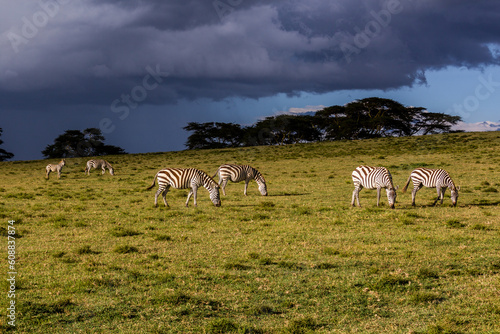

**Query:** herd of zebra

left=45, top=158, right=459, bottom=208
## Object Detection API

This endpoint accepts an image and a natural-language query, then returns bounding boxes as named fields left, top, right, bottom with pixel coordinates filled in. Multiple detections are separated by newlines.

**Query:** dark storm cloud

left=1, top=0, right=500, bottom=110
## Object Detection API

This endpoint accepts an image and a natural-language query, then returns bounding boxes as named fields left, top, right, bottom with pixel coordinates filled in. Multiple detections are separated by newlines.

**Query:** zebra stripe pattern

left=85, top=159, right=114, bottom=176
left=213, top=164, right=267, bottom=196
left=351, top=165, right=398, bottom=208
left=402, top=168, right=459, bottom=206
left=147, top=168, right=221, bottom=207
left=45, top=159, right=66, bottom=179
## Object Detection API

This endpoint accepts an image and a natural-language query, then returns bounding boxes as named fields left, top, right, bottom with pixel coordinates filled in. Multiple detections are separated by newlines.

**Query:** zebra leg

left=244, top=179, right=250, bottom=196
left=411, top=184, right=422, bottom=206
left=220, top=179, right=228, bottom=196
left=440, top=187, right=447, bottom=205
left=351, top=187, right=361, bottom=207
left=376, top=187, right=381, bottom=207
left=432, top=186, right=442, bottom=206
left=46, top=169, right=50, bottom=179
left=154, top=186, right=164, bottom=207
left=186, top=186, right=198, bottom=207
left=162, top=185, right=170, bottom=207
left=57, top=169, right=61, bottom=179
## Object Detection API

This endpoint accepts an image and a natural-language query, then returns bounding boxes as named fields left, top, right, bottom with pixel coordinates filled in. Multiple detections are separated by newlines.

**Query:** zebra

left=147, top=168, right=221, bottom=207
left=45, top=159, right=66, bottom=179
left=351, top=165, right=398, bottom=209
left=212, top=164, right=268, bottom=196
left=85, top=159, right=114, bottom=176
left=402, top=168, right=459, bottom=206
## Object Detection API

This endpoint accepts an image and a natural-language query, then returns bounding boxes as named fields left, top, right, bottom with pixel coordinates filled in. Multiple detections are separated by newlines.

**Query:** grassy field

left=1, top=131, right=499, bottom=333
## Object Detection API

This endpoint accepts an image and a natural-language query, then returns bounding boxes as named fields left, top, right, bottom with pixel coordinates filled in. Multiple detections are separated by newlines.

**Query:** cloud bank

left=1, top=0, right=500, bottom=111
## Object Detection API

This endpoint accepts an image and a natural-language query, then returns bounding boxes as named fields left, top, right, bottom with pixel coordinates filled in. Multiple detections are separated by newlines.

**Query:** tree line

left=183, top=98, right=462, bottom=149
left=0, top=97, right=463, bottom=161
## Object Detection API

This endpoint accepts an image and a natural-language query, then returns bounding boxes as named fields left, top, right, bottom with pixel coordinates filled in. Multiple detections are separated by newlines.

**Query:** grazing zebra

left=85, top=159, right=114, bottom=176
left=402, top=168, right=459, bottom=206
left=351, top=165, right=398, bottom=209
left=45, top=159, right=66, bottom=179
left=147, top=168, right=221, bottom=207
left=213, top=164, right=268, bottom=196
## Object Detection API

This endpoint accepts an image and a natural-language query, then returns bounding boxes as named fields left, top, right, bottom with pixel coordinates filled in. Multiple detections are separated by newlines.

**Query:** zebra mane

left=383, top=168, right=396, bottom=190
left=198, top=169, right=219, bottom=188
left=253, top=168, right=265, bottom=183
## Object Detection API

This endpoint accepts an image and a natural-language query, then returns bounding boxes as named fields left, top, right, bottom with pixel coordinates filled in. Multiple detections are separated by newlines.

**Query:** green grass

left=1, top=131, right=500, bottom=333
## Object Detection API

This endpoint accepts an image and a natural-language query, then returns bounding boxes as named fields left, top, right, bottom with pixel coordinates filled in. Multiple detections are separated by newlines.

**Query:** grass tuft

left=113, top=245, right=139, bottom=254
left=75, top=245, right=100, bottom=255
left=223, top=262, right=250, bottom=270
left=206, top=318, right=238, bottom=334
left=445, top=219, right=465, bottom=228
left=285, top=316, right=317, bottom=333
left=109, top=227, right=142, bottom=237
left=409, top=291, right=444, bottom=305
left=154, top=234, right=172, bottom=241
left=417, top=267, right=440, bottom=279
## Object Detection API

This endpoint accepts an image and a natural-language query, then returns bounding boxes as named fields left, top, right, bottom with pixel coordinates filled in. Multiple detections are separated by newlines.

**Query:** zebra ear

left=395, top=185, right=399, bottom=191
left=457, top=186, right=461, bottom=191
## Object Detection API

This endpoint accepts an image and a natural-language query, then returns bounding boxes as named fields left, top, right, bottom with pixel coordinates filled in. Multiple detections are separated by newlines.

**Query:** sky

left=1, top=0, right=500, bottom=161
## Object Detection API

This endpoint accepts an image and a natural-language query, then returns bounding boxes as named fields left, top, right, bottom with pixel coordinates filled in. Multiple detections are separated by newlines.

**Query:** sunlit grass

left=0, top=131, right=499, bottom=333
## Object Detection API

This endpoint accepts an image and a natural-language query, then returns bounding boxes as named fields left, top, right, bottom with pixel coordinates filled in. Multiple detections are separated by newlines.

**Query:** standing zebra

left=85, top=159, right=114, bottom=176
left=147, top=168, right=221, bottom=207
left=45, top=159, right=66, bottom=179
left=213, top=164, right=268, bottom=196
left=351, top=165, right=398, bottom=209
left=402, top=168, right=459, bottom=206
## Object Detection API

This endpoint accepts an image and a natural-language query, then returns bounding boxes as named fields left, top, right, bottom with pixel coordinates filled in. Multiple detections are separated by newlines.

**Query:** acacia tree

left=315, top=97, right=461, bottom=139
left=183, top=122, right=243, bottom=149
left=244, top=115, right=322, bottom=146
left=42, top=128, right=126, bottom=158
left=0, top=128, right=14, bottom=161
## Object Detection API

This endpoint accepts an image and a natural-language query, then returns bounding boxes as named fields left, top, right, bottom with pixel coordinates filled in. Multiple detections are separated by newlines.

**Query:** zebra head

left=109, top=167, right=115, bottom=176
left=200, top=170, right=221, bottom=207
left=61, top=159, right=66, bottom=166
left=258, top=182, right=267, bottom=196
left=450, top=186, right=459, bottom=207
left=210, top=185, right=221, bottom=207
left=386, top=186, right=398, bottom=209
left=256, top=173, right=268, bottom=196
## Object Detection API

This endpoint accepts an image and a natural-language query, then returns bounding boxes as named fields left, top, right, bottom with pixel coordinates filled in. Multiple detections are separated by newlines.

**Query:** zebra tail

left=212, top=167, right=221, bottom=180
left=401, top=175, right=412, bottom=193
left=147, top=172, right=158, bottom=190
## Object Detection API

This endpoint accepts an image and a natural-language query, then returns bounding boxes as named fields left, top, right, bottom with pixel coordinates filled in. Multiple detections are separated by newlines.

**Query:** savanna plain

left=0, top=132, right=499, bottom=333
